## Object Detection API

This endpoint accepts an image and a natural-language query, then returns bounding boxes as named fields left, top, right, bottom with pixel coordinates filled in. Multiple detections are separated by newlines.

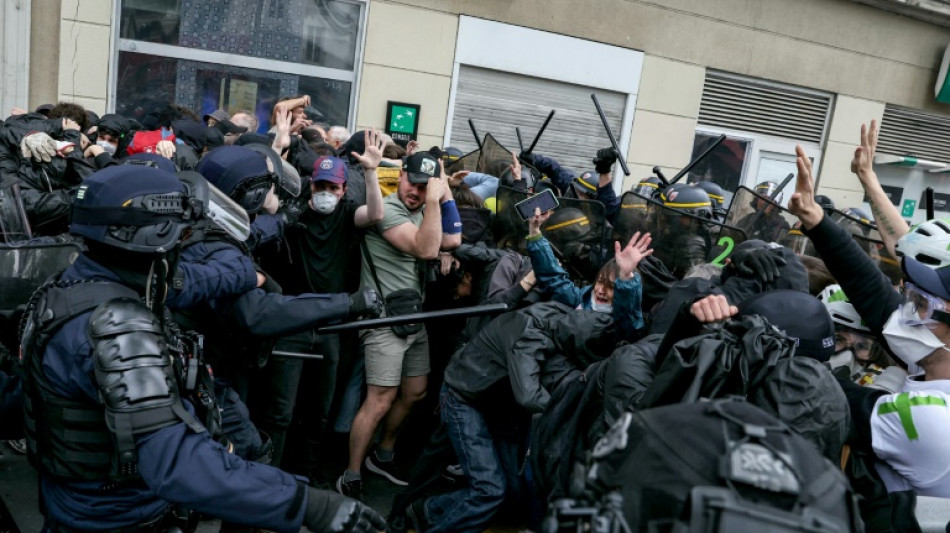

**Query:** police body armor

left=173, top=219, right=279, bottom=377
left=20, top=280, right=218, bottom=482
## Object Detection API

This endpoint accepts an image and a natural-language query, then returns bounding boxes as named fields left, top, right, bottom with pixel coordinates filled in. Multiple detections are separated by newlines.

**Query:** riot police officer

left=19, top=165, right=385, bottom=532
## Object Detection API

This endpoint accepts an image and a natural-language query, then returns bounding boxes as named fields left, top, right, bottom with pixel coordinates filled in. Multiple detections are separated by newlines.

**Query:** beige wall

left=355, top=1, right=458, bottom=149
left=624, top=56, right=706, bottom=190
left=382, top=0, right=950, bottom=113
left=816, top=96, right=887, bottom=206
left=30, top=0, right=61, bottom=109
left=56, top=0, right=112, bottom=114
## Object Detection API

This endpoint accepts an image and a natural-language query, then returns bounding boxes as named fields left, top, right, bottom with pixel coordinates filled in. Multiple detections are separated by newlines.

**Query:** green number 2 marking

left=711, top=236, right=735, bottom=266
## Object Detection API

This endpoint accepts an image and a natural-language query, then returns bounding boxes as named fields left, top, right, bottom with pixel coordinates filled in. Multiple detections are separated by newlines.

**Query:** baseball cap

left=902, top=255, right=950, bottom=301
left=738, top=290, right=836, bottom=362
left=403, top=152, right=441, bottom=184
left=203, top=109, right=231, bottom=123
left=312, top=156, right=347, bottom=185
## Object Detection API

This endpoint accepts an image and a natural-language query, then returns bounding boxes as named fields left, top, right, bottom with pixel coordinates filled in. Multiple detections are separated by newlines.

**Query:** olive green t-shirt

left=360, top=193, right=424, bottom=297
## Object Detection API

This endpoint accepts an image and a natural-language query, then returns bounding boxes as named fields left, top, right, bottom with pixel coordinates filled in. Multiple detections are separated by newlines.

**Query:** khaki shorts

left=361, top=326, right=430, bottom=387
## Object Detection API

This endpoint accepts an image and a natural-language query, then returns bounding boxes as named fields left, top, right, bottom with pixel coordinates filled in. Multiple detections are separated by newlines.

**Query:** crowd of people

left=0, top=92, right=947, bottom=533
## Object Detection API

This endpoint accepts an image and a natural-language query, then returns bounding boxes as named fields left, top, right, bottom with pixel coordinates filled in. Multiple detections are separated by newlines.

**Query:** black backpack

left=545, top=398, right=862, bottom=533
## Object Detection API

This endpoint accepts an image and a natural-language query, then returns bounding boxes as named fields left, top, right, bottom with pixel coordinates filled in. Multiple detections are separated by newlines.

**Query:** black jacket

left=443, top=302, right=615, bottom=414
left=0, top=115, right=101, bottom=235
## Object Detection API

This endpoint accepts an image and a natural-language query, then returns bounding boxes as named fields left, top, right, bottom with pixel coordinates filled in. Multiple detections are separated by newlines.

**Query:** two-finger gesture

left=850, top=119, right=878, bottom=180
left=353, top=128, right=385, bottom=170
left=787, top=145, right=823, bottom=229
left=510, top=153, right=522, bottom=181
left=615, top=232, right=653, bottom=279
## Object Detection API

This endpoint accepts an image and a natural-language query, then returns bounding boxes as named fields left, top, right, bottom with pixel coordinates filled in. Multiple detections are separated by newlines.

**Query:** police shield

left=494, top=186, right=608, bottom=281
left=0, top=179, right=32, bottom=243
left=0, top=239, right=82, bottom=315
left=178, top=171, right=251, bottom=242
left=476, top=133, right=515, bottom=177
left=613, top=192, right=747, bottom=278
left=444, top=147, right=480, bottom=175
left=724, top=186, right=797, bottom=244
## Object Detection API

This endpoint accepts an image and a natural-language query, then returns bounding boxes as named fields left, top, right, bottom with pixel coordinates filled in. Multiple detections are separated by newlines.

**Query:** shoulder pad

left=89, top=297, right=162, bottom=339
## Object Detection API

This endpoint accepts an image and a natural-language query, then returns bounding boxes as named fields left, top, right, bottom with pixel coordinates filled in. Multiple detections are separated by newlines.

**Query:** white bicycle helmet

left=895, top=219, right=950, bottom=269
left=818, top=284, right=870, bottom=332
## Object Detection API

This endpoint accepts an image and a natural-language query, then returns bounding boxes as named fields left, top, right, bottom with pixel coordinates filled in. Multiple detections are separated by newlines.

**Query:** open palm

left=615, top=232, right=653, bottom=279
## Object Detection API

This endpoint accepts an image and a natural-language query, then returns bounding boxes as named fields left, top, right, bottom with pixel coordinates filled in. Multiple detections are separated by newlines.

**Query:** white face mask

left=262, top=186, right=279, bottom=215
left=882, top=311, right=947, bottom=369
left=311, top=191, right=339, bottom=215
left=590, top=299, right=613, bottom=314
left=96, top=139, right=117, bottom=155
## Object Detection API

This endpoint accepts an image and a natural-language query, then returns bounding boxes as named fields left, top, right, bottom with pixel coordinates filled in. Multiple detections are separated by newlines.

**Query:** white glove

left=20, top=132, right=57, bottom=163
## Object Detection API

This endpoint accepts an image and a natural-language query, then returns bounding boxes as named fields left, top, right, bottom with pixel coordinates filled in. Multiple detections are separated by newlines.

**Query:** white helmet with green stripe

left=895, top=218, right=950, bottom=269
left=818, top=284, right=869, bottom=332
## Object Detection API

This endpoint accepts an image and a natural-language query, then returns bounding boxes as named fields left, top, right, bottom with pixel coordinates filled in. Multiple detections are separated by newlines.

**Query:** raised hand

left=528, top=207, right=552, bottom=237
left=614, top=231, right=653, bottom=279
left=690, top=294, right=738, bottom=323
left=351, top=128, right=385, bottom=170
left=851, top=119, right=878, bottom=180
left=510, top=153, right=522, bottom=181
left=787, top=145, right=823, bottom=230
left=272, top=108, right=292, bottom=154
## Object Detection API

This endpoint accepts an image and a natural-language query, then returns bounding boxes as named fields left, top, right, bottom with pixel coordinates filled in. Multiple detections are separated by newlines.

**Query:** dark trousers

left=253, top=330, right=340, bottom=473
left=424, top=386, right=524, bottom=533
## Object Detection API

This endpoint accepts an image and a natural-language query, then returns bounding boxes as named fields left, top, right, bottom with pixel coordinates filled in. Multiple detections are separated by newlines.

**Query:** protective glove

left=729, top=246, right=787, bottom=284
left=278, top=198, right=306, bottom=229
left=20, top=132, right=57, bottom=163
left=303, top=488, right=387, bottom=533
left=348, top=289, right=383, bottom=319
left=592, top=147, right=618, bottom=174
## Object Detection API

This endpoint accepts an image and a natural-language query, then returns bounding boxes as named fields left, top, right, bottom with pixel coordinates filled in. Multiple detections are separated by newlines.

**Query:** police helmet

left=692, top=181, right=725, bottom=212
left=841, top=207, right=873, bottom=226
left=442, top=146, right=463, bottom=161
left=70, top=165, right=201, bottom=253
left=122, top=152, right=178, bottom=173
left=814, top=194, right=836, bottom=213
left=632, top=176, right=662, bottom=198
left=541, top=207, right=591, bottom=249
left=573, top=171, right=600, bottom=198
left=659, top=183, right=713, bottom=219
left=753, top=181, right=784, bottom=204
left=196, top=146, right=276, bottom=215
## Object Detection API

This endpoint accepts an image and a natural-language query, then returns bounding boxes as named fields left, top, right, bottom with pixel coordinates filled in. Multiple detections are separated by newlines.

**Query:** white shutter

left=877, top=105, right=950, bottom=163
left=698, top=71, right=832, bottom=144
left=449, top=65, right=626, bottom=174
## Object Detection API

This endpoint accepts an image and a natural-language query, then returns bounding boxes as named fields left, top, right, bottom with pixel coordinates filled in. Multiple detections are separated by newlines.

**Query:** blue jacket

left=39, top=255, right=307, bottom=532
left=463, top=172, right=500, bottom=200
left=246, top=213, right=284, bottom=253
left=526, top=235, right=644, bottom=341
left=528, top=154, right=621, bottom=222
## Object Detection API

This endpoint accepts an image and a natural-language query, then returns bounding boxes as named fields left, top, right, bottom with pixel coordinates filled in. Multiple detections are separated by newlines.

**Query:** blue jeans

left=424, top=386, right=511, bottom=533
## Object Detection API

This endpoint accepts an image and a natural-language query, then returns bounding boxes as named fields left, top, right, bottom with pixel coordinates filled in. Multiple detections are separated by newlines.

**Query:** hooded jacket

left=443, top=301, right=616, bottom=414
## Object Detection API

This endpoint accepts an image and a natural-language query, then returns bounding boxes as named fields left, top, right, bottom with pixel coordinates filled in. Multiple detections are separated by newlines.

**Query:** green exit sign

left=901, top=199, right=917, bottom=217
left=385, top=101, right=420, bottom=143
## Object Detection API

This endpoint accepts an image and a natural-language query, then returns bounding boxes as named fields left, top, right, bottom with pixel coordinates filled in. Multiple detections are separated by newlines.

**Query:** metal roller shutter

left=450, top=65, right=626, bottom=174
left=698, top=71, right=832, bottom=144
left=877, top=105, right=950, bottom=163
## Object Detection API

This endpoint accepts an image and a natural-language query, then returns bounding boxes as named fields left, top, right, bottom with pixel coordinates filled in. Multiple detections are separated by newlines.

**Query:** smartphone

left=515, top=189, right=560, bottom=221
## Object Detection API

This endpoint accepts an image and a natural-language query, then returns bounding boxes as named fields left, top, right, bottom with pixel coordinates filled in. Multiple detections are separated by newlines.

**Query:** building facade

left=3, top=0, right=950, bottom=222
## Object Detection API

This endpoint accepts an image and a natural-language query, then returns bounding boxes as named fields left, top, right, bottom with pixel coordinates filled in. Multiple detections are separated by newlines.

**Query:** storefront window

left=116, top=0, right=364, bottom=127
left=686, top=133, right=750, bottom=193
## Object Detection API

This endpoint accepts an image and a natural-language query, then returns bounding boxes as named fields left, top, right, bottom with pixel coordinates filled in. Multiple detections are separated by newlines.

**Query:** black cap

left=403, top=152, right=440, bottom=184
left=738, top=290, right=835, bottom=362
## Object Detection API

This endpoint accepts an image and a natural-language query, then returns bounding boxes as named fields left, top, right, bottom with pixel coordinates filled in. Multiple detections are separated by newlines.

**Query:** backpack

left=545, top=398, right=862, bottom=533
